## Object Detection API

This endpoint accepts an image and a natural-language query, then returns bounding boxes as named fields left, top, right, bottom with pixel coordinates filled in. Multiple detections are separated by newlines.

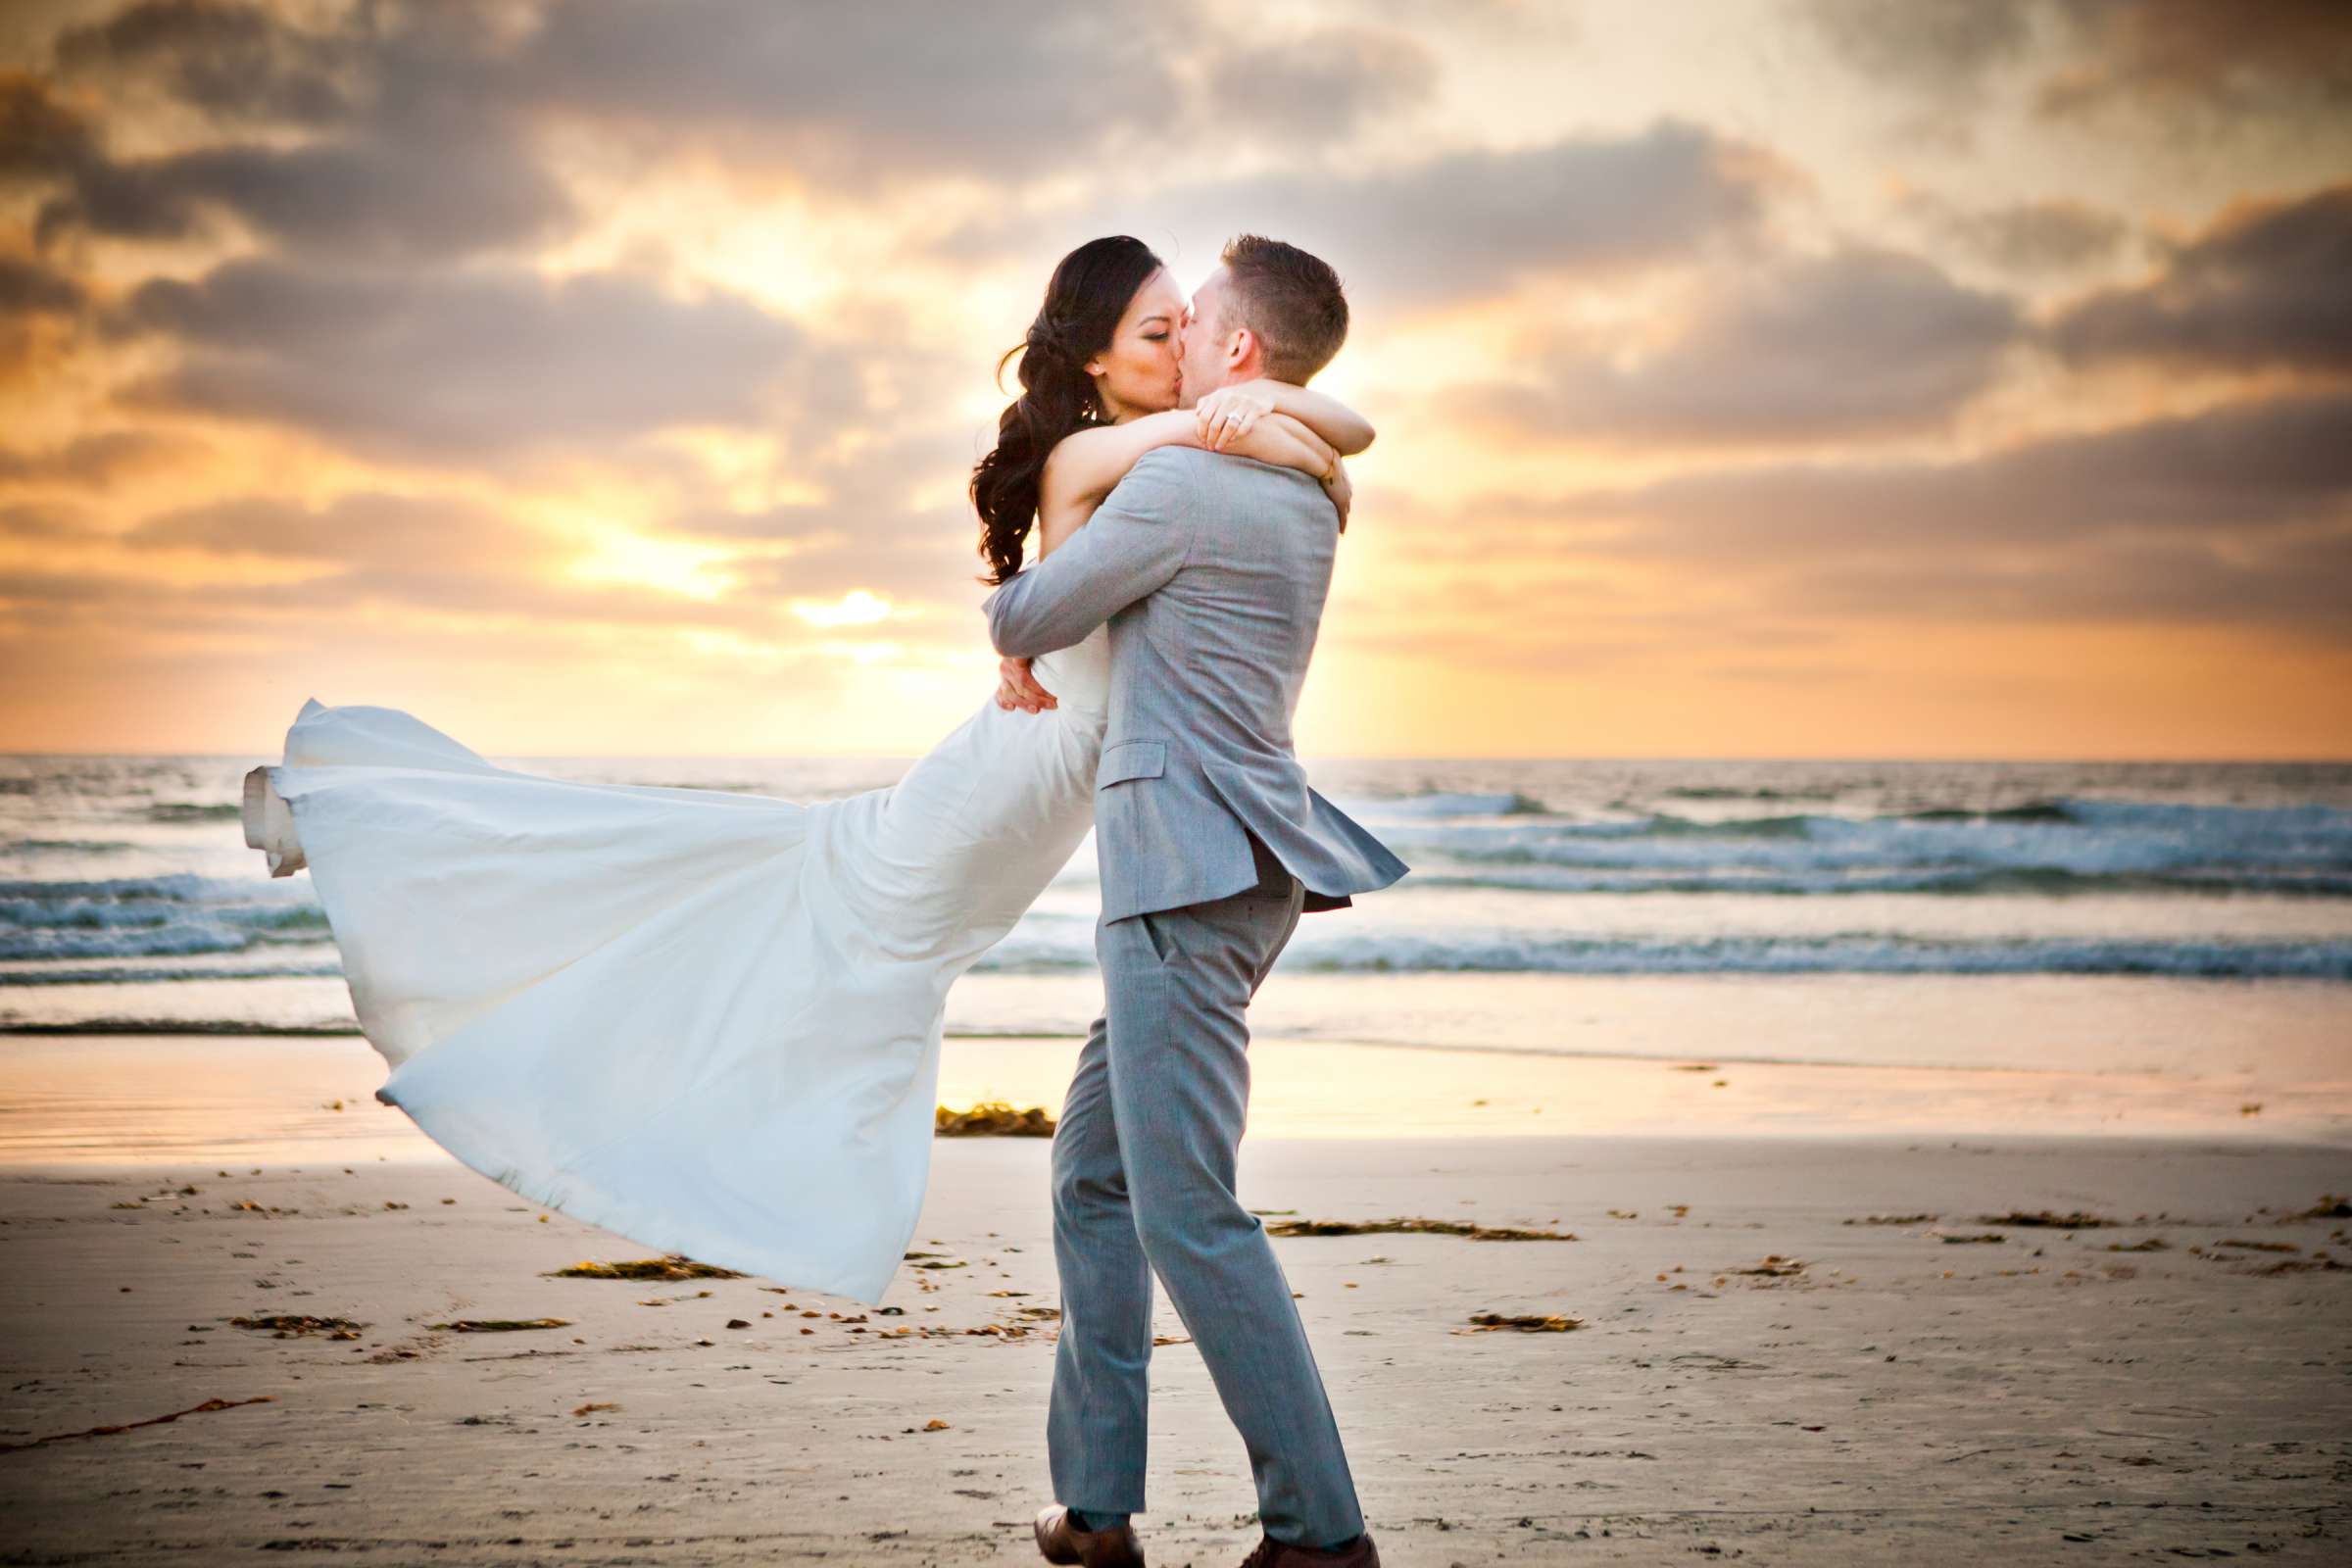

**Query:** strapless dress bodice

left=1030, top=622, right=1111, bottom=726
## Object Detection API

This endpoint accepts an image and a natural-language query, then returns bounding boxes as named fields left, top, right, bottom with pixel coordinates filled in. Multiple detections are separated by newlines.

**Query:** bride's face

left=1086, top=267, right=1187, bottom=421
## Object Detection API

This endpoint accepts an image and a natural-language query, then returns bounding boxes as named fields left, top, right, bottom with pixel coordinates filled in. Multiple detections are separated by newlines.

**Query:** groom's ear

left=1226, top=324, right=1259, bottom=376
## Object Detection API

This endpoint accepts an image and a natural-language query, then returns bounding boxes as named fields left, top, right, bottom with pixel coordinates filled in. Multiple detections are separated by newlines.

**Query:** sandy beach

left=4, top=1035, right=2348, bottom=1565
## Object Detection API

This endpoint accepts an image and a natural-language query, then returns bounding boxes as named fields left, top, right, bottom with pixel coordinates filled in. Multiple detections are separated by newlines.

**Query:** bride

left=240, top=235, right=1372, bottom=1305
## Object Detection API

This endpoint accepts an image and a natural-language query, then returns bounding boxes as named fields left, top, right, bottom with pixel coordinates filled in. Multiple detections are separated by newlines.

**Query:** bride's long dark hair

left=970, top=235, right=1165, bottom=586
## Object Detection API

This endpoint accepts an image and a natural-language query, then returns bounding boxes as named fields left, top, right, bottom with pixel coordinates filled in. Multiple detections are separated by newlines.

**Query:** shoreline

left=3, top=1031, right=2347, bottom=1168
left=0, top=1010, right=2321, bottom=1080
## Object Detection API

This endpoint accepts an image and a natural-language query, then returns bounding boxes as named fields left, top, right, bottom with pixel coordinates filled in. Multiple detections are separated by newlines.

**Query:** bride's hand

left=1322, top=456, right=1352, bottom=532
left=1196, top=380, right=1277, bottom=450
left=995, top=655, right=1057, bottom=713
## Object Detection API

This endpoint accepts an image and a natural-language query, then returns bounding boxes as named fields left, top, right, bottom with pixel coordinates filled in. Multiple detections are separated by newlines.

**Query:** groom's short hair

left=1219, top=234, right=1348, bottom=383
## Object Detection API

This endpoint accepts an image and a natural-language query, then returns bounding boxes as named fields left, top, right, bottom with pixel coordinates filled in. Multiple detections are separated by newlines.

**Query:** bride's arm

left=997, top=413, right=1343, bottom=714
left=1036, top=411, right=1337, bottom=555
left=1199, top=379, right=1374, bottom=456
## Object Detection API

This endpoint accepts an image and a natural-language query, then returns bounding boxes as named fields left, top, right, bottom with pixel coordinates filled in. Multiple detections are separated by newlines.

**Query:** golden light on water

left=8, top=1030, right=2335, bottom=1168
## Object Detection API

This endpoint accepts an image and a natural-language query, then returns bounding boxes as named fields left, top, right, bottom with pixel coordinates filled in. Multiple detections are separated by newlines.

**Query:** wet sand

left=5, top=1030, right=2344, bottom=1166
left=2, top=1036, right=2349, bottom=1564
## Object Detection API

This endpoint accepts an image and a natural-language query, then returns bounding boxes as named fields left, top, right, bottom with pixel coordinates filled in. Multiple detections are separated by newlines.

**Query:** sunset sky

left=2, top=0, right=2347, bottom=760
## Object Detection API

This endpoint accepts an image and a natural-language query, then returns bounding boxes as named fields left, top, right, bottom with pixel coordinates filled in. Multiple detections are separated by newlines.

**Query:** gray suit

left=984, top=446, right=1406, bottom=1548
left=986, top=447, right=1407, bottom=921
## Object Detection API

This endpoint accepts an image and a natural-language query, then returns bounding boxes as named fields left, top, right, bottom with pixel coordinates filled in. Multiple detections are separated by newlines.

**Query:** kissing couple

left=244, top=231, right=1406, bottom=1565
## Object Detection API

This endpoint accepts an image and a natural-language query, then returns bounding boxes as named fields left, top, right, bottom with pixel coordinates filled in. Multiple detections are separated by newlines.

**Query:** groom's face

left=1176, top=268, right=1235, bottom=410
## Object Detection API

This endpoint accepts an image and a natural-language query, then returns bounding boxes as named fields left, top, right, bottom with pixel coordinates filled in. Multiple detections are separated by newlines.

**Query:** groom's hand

left=995, top=655, right=1057, bottom=713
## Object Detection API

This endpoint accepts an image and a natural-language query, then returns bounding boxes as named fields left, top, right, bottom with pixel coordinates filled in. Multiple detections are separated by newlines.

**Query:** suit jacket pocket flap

left=1098, top=740, right=1166, bottom=788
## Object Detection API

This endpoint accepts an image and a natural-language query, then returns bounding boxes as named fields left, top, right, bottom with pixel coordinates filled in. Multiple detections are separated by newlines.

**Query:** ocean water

left=4, top=755, right=2350, bottom=1121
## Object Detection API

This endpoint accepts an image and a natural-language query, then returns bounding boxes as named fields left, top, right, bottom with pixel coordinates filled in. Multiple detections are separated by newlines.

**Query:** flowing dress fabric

left=244, top=628, right=1111, bottom=1305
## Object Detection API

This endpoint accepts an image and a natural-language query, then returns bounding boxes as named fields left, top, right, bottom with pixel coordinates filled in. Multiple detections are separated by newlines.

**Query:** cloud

left=125, top=489, right=550, bottom=567
left=509, top=1, right=1464, bottom=179
left=109, top=258, right=833, bottom=463
left=1196, top=26, right=1439, bottom=140
left=0, top=62, right=91, bottom=148
left=1785, top=525, right=2352, bottom=636
left=14, top=8, right=571, bottom=263
left=0, top=250, right=83, bottom=315
left=979, top=119, right=1790, bottom=310
left=1797, top=0, right=2035, bottom=100
left=10, top=5, right=1793, bottom=482
left=105, top=487, right=721, bottom=625
left=1902, top=191, right=2130, bottom=273
left=662, top=425, right=1004, bottom=607
left=112, top=479, right=989, bottom=635
left=2044, top=182, right=2352, bottom=373
left=2032, top=0, right=2352, bottom=120
left=1800, top=0, right=2352, bottom=123
left=37, top=115, right=574, bottom=260
left=1464, top=246, right=2022, bottom=445
left=0, top=247, right=84, bottom=371
left=3, top=0, right=2343, bottom=754
left=0, top=500, right=91, bottom=540
left=1398, top=390, right=2352, bottom=640
left=0, top=555, right=716, bottom=635
left=0, top=427, right=197, bottom=485
left=509, top=0, right=1191, bottom=183
left=0, top=69, right=99, bottom=199
left=715, top=514, right=980, bottom=608
left=16, top=0, right=1476, bottom=230
left=1539, top=389, right=2352, bottom=554
left=50, top=0, right=361, bottom=126
left=0, top=240, right=85, bottom=373
left=2, top=0, right=1494, bottom=272
left=0, top=563, right=126, bottom=623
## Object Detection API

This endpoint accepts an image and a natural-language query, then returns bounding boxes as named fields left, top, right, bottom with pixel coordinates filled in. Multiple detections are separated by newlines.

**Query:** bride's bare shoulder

left=1034, top=487, right=1097, bottom=558
left=1036, top=416, right=1205, bottom=555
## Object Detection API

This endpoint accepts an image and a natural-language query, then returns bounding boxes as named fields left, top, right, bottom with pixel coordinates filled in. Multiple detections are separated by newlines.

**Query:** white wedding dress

left=242, top=625, right=1111, bottom=1305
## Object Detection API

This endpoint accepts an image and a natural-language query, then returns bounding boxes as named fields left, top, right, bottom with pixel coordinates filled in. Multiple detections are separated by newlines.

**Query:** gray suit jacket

left=984, top=446, right=1408, bottom=923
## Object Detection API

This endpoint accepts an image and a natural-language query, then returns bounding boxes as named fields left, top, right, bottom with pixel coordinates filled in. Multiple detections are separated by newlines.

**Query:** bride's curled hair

left=970, top=235, right=1164, bottom=585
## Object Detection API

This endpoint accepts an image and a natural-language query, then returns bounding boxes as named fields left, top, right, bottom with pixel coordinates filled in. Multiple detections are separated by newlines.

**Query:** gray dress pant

left=1046, top=839, right=1364, bottom=1548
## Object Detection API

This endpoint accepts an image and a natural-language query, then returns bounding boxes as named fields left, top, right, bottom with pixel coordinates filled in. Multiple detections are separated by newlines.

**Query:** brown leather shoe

left=1237, top=1530, right=1380, bottom=1568
left=1034, top=1504, right=1146, bottom=1567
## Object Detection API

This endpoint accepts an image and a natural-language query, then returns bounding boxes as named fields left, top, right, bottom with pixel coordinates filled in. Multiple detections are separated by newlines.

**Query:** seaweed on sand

left=230, top=1314, right=363, bottom=1339
left=935, top=1102, right=1056, bottom=1137
left=430, top=1318, right=572, bottom=1332
left=1460, top=1312, right=1584, bottom=1333
left=547, top=1256, right=744, bottom=1281
left=1264, top=1217, right=1577, bottom=1242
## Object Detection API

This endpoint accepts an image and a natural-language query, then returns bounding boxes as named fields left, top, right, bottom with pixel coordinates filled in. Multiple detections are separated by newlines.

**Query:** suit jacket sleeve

left=983, top=448, right=1200, bottom=659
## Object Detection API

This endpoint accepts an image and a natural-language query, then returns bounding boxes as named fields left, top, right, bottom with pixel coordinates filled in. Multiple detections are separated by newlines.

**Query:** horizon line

left=6, top=750, right=2352, bottom=767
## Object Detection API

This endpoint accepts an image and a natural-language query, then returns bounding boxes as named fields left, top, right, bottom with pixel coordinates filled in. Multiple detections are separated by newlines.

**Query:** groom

left=984, top=235, right=1406, bottom=1568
